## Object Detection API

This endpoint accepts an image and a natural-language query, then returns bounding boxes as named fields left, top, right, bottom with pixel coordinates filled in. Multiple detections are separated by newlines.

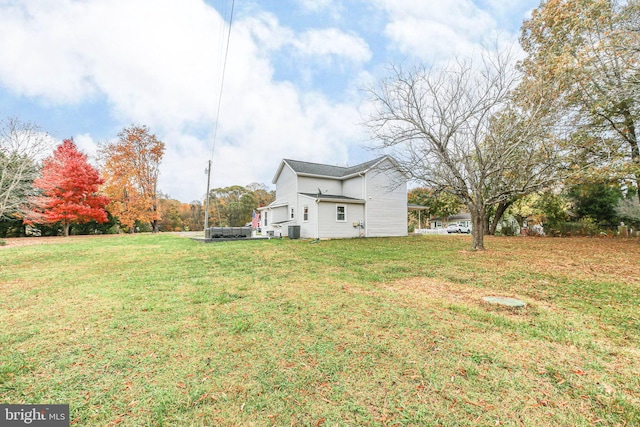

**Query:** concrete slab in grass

left=482, top=296, right=526, bottom=308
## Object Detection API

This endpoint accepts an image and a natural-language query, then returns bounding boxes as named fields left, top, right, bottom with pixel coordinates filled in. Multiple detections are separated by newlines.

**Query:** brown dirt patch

left=384, top=276, right=546, bottom=317
left=481, top=236, right=640, bottom=285
left=384, top=276, right=490, bottom=303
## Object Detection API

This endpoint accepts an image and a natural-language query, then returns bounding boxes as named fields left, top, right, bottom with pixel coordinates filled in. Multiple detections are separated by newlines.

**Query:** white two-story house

left=260, top=156, right=407, bottom=239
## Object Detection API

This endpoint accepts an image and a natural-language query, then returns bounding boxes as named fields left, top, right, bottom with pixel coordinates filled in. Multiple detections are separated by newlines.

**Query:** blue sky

left=0, top=0, right=539, bottom=202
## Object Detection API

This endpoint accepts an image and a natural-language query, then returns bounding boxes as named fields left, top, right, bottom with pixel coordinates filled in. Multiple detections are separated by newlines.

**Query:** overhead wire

left=205, top=0, right=235, bottom=229
left=209, top=0, right=235, bottom=161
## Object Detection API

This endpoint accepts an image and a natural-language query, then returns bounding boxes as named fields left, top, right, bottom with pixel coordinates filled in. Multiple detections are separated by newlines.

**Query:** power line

left=210, top=0, right=235, bottom=161
left=205, top=0, right=235, bottom=231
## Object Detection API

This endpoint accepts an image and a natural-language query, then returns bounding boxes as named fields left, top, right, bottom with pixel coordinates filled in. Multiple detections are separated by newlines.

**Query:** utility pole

left=204, top=160, right=212, bottom=235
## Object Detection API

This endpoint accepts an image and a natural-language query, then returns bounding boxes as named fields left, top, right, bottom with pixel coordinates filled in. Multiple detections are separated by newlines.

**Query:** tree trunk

left=489, top=201, right=512, bottom=235
left=63, top=223, right=70, bottom=237
left=622, top=108, right=639, bottom=204
left=152, top=200, right=159, bottom=233
left=630, top=143, right=640, bottom=205
left=469, top=204, right=486, bottom=251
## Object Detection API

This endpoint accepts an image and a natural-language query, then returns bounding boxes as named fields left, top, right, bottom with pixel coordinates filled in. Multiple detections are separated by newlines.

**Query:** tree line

left=372, top=0, right=639, bottom=249
left=4, top=0, right=637, bottom=246
left=0, top=119, right=274, bottom=237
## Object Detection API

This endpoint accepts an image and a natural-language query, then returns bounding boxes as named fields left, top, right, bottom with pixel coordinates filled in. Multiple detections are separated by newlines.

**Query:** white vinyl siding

left=272, top=206, right=289, bottom=223
left=298, top=176, right=342, bottom=195
left=297, top=194, right=316, bottom=238
left=342, top=176, right=363, bottom=199
left=316, top=202, right=364, bottom=239
left=364, top=159, right=407, bottom=237
left=262, top=164, right=298, bottom=237
left=275, top=166, right=298, bottom=201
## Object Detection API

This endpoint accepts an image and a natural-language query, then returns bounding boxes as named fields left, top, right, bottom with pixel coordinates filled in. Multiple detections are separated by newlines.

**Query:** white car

left=446, top=224, right=471, bottom=234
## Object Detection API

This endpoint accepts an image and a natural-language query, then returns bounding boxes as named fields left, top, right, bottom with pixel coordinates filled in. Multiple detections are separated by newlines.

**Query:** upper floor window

left=336, top=205, right=346, bottom=222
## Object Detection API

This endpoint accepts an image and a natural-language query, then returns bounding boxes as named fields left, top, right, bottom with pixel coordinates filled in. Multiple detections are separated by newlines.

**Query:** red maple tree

left=26, top=139, right=109, bottom=236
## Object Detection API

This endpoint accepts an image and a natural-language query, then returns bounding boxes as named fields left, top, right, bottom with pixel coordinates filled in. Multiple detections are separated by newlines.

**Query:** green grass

left=1, top=234, right=639, bottom=426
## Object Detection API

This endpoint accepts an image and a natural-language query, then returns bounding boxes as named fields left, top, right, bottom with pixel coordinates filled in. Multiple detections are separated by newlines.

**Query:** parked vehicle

left=446, top=224, right=471, bottom=234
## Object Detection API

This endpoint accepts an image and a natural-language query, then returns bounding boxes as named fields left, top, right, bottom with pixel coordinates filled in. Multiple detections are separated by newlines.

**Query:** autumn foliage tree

left=99, top=125, right=165, bottom=232
left=26, top=139, right=109, bottom=236
left=156, top=194, right=201, bottom=232
left=206, top=184, right=275, bottom=227
left=408, top=188, right=464, bottom=221
left=519, top=0, right=640, bottom=202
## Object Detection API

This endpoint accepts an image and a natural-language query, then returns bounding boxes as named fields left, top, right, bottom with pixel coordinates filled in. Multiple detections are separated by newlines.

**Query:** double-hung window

left=336, top=205, right=346, bottom=222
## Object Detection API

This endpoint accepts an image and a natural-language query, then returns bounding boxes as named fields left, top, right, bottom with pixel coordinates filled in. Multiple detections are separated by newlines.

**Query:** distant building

left=429, top=213, right=472, bottom=229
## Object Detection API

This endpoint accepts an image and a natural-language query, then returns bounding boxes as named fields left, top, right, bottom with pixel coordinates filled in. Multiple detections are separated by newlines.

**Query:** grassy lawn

left=1, top=234, right=639, bottom=426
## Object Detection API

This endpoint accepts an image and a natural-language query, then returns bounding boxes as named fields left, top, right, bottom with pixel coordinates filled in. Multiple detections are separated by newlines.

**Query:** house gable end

left=272, top=160, right=295, bottom=185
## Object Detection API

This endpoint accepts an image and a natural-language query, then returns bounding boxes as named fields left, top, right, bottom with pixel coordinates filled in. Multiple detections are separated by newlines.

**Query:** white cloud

left=293, top=28, right=371, bottom=65
left=0, top=0, right=534, bottom=203
left=295, top=0, right=335, bottom=13
left=0, top=0, right=371, bottom=201
left=197, top=15, right=369, bottom=196
left=239, top=15, right=371, bottom=65
left=371, top=0, right=519, bottom=60
left=293, top=0, right=345, bottom=20
left=0, top=0, right=222, bottom=126
left=73, top=133, right=99, bottom=163
left=239, top=12, right=295, bottom=52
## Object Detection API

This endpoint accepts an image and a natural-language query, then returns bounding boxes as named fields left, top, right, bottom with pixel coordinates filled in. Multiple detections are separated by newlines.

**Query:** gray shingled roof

left=283, top=156, right=387, bottom=179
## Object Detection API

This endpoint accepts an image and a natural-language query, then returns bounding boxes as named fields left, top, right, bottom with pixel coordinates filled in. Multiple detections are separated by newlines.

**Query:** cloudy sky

left=0, top=0, right=539, bottom=202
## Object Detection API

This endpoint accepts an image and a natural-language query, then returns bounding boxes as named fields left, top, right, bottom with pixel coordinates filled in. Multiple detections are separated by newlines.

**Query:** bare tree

left=365, top=50, right=563, bottom=250
left=0, top=118, right=52, bottom=219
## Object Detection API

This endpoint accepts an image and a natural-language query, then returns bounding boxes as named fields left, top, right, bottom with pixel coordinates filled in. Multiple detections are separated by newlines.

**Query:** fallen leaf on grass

left=106, top=417, right=122, bottom=426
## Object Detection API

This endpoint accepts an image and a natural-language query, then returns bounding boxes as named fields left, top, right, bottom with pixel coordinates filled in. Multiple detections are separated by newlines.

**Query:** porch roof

left=299, top=193, right=366, bottom=204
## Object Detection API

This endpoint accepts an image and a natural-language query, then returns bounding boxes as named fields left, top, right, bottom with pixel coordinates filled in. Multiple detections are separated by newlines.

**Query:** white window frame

left=264, top=211, right=268, bottom=226
left=336, top=205, right=346, bottom=222
left=303, top=205, right=309, bottom=222
left=291, top=207, right=295, bottom=219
